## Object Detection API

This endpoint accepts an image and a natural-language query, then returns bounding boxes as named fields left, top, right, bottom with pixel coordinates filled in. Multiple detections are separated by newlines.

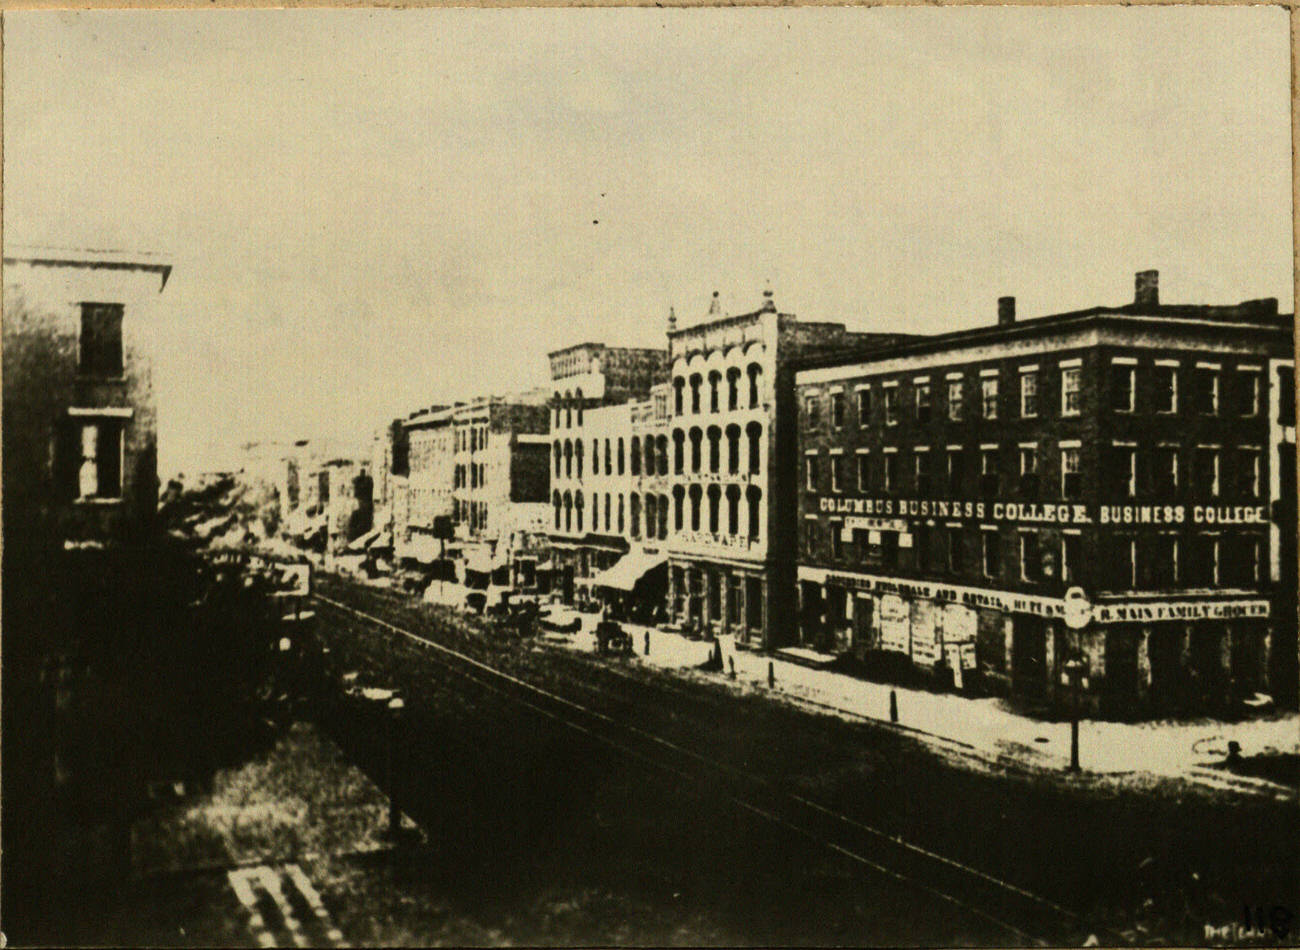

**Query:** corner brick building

left=795, top=271, right=1296, bottom=717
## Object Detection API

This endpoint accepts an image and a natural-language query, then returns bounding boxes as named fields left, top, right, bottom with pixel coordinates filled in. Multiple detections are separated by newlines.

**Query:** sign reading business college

left=818, top=496, right=1268, bottom=527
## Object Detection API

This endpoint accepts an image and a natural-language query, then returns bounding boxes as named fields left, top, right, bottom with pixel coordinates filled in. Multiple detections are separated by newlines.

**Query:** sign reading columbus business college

left=818, top=496, right=1269, bottom=527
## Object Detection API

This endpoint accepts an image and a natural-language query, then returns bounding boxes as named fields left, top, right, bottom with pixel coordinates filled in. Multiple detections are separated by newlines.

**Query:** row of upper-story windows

left=804, top=519, right=1263, bottom=591
left=552, top=489, right=672, bottom=541
left=803, top=442, right=1264, bottom=501
left=452, top=461, right=487, bottom=490
left=803, top=357, right=1275, bottom=430
left=554, top=427, right=765, bottom=480
left=672, top=364, right=764, bottom=416
left=455, top=424, right=489, bottom=453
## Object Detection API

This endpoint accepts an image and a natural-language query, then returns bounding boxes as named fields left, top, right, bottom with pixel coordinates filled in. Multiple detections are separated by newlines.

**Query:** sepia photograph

left=2, top=5, right=1297, bottom=947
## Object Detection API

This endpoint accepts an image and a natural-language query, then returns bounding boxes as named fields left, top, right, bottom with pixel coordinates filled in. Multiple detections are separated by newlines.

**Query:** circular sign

left=1063, top=587, right=1092, bottom=630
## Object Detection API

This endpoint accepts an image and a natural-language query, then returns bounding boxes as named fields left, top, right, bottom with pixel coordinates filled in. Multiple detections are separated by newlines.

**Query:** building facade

left=3, top=250, right=173, bottom=558
left=665, top=291, right=911, bottom=649
left=795, top=272, right=1295, bottom=717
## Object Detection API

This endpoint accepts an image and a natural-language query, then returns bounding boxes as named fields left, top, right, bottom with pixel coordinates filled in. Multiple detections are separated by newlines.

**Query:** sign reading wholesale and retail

left=818, top=496, right=1269, bottom=527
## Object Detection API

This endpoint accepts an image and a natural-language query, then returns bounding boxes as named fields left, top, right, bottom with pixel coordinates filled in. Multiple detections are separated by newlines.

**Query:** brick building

left=795, top=271, right=1296, bottom=717
left=547, top=342, right=671, bottom=607
left=3, top=249, right=173, bottom=558
left=665, top=291, right=912, bottom=648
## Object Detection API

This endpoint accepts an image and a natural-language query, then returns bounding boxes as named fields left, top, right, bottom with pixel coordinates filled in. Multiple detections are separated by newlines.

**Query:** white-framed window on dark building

left=1188, top=533, right=1219, bottom=588
left=981, top=375, right=999, bottom=419
left=1104, top=535, right=1136, bottom=590
left=856, top=387, right=871, bottom=426
left=1145, top=533, right=1179, bottom=589
left=831, top=392, right=845, bottom=429
left=947, top=524, right=965, bottom=575
left=856, top=451, right=870, bottom=492
left=1194, top=447, right=1221, bottom=498
left=74, top=421, right=123, bottom=500
left=1061, top=531, right=1082, bottom=585
left=805, top=452, right=820, bottom=492
left=883, top=450, right=899, bottom=493
left=946, top=447, right=964, bottom=494
left=914, top=450, right=931, bottom=495
left=979, top=446, right=998, bottom=496
left=1060, top=444, right=1081, bottom=499
left=1238, top=368, right=1261, bottom=417
left=1154, top=362, right=1178, bottom=413
left=805, top=394, right=821, bottom=429
left=980, top=528, right=1000, bottom=580
left=1018, top=531, right=1041, bottom=583
left=1237, top=448, right=1261, bottom=499
left=915, top=381, right=932, bottom=423
left=804, top=519, right=819, bottom=558
left=1194, top=365, right=1220, bottom=415
left=831, top=453, right=844, bottom=493
left=830, top=519, right=844, bottom=559
left=1107, top=443, right=1137, bottom=498
left=1019, top=369, right=1039, bottom=418
left=883, top=384, right=899, bottom=426
left=1152, top=446, right=1179, bottom=496
left=1061, top=363, right=1082, bottom=416
left=914, top=522, right=932, bottom=571
left=79, top=303, right=124, bottom=378
left=947, top=377, right=964, bottom=421
left=1110, top=359, right=1135, bottom=413
left=1018, top=444, right=1039, bottom=497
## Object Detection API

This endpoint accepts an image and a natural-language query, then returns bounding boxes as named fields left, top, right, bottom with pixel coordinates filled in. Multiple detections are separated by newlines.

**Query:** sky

left=4, top=7, right=1292, bottom=477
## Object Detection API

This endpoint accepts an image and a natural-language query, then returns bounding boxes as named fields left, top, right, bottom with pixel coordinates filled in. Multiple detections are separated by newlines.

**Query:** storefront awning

left=463, top=546, right=509, bottom=575
left=344, top=526, right=383, bottom=553
left=368, top=530, right=393, bottom=551
left=591, top=549, right=667, bottom=592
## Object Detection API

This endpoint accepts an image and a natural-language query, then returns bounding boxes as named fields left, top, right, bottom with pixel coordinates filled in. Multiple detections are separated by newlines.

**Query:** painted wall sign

left=818, top=496, right=1271, bottom=529
left=1091, top=599, right=1269, bottom=624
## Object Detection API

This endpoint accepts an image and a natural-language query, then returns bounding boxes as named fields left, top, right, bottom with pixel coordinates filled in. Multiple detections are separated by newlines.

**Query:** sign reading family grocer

left=818, top=496, right=1269, bottom=527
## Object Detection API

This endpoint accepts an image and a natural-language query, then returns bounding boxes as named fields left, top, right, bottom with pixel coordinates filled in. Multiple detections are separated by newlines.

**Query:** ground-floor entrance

left=668, top=558, right=771, bottom=648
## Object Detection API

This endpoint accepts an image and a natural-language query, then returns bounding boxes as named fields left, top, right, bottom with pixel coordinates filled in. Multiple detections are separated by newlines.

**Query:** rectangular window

left=1108, top=446, right=1136, bottom=497
left=981, top=530, right=1000, bottom=579
left=76, top=422, right=122, bottom=500
left=979, top=448, right=998, bottom=496
left=1239, top=371, right=1261, bottom=417
left=805, top=454, right=820, bottom=492
left=981, top=377, right=999, bottom=419
left=805, top=395, right=821, bottom=429
left=1019, top=532, right=1041, bottom=582
left=1111, top=364, right=1135, bottom=413
left=804, top=520, right=819, bottom=558
left=884, top=387, right=899, bottom=426
left=831, top=392, right=845, bottom=429
left=831, top=454, right=844, bottom=493
left=1061, top=366, right=1081, bottom=416
left=915, top=451, right=931, bottom=495
left=1104, top=536, right=1136, bottom=590
left=915, top=523, right=931, bottom=572
left=830, top=521, right=843, bottom=559
left=1238, top=449, right=1261, bottom=499
left=857, top=388, right=871, bottom=425
left=1145, top=534, right=1179, bottom=589
left=1194, top=448, right=1220, bottom=498
left=1280, top=366, right=1296, bottom=426
left=1154, top=366, right=1178, bottom=414
left=1152, top=447, right=1179, bottom=496
left=947, top=527, right=964, bottom=574
left=947, top=449, right=964, bottom=494
left=1020, top=373, right=1039, bottom=418
left=857, top=453, right=870, bottom=492
left=881, top=531, right=900, bottom=569
left=915, top=382, right=932, bottom=423
left=884, top=452, right=899, bottom=492
left=1018, top=446, right=1039, bottom=497
left=947, top=380, right=964, bottom=421
left=1188, top=534, right=1219, bottom=587
left=1195, top=368, right=1220, bottom=415
left=79, top=303, right=125, bottom=377
left=1061, top=447, right=1081, bottom=499
left=1061, top=534, right=1082, bottom=585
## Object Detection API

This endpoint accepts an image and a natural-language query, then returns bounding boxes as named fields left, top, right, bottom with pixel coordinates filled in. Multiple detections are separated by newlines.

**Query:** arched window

left=747, top=486, right=762, bottom=541
left=617, top=494, right=625, bottom=533
left=689, top=428, right=703, bottom=473
left=631, top=437, right=641, bottom=476
left=575, top=388, right=584, bottom=427
left=673, top=430, right=685, bottom=474
left=659, top=493, right=670, bottom=539
left=726, top=367, right=741, bottom=411
left=605, top=439, right=611, bottom=473
left=707, top=484, right=721, bottom=534
left=689, top=374, right=703, bottom=414
left=617, top=438, right=625, bottom=475
left=604, top=493, right=611, bottom=531
left=708, top=371, right=722, bottom=413
left=575, top=491, right=584, bottom=532
left=563, top=491, right=573, bottom=532
left=592, top=439, right=600, bottom=475
left=747, top=364, right=762, bottom=409
left=657, top=435, right=669, bottom=475
left=643, top=437, right=654, bottom=476
left=673, top=486, right=685, bottom=532
left=707, top=426, right=721, bottom=474
left=644, top=494, right=656, bottom=539
left=553, top=402, right=562, bottom=429
left=726, top=424, right=741, bottom=474
left=673, top=378, right=685, bottom=416
left=591, top=491, right=599, bottom=531
left=630, top=493, right=641, bottom=538
left=575, top=439, right=584, bottom=478
left=553, top=490, right=562, bottom=529
left=564, top=439, right=573, bottom=479
left=688, top=484, right=702, bottom=531
left=726, top=484, right=741, bottom=535
left=554, top=441, right=562, bottom=477
left=746, top=422, right=762, bottom=475
left=564, top=390, right=573, bottom=428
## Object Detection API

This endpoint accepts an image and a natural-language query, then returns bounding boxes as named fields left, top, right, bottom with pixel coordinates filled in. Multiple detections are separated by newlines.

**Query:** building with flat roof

left=795, top=271, right=1296, bottom=717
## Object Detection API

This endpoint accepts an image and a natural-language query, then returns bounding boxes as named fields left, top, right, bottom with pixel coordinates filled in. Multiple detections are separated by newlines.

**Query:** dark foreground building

left=795, top=271, right=1296, bottom=717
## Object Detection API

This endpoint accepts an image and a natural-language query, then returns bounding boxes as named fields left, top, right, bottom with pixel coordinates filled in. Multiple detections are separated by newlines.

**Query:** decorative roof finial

left=667, top=305, right=677, bottom=335
left=707, top=291, right=721, bottom=317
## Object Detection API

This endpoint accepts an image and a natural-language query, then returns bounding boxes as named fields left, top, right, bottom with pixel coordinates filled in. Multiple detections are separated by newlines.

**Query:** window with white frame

left=1019, top=371, right=1038, bottom=418
left=1061, top=365, right=1081, bottom=416
left=831, top=454, right=844, bottom=493
left=857, top=387, right=871, bottom=425
left=981, top=376, right=999, bottom=419
left=981, top=529, right=1000, bottom=579
left=884, top=386, right=899, bottom=425
left=75, top=421, right=123, bottom=500
left=1154, top=365, right=1178, bottom=413
left=1111, top=362, right=1135, bottom=413
left=947, top=379, right=964, bottom=421
left=857, top=453, right=870, bottom=492
left=915, top=382, right=932, bottom=423
left=1061, top=446, right=1081, bottom=499
left=883, top=451, right=898, bottom=492
left=805, top=453, right=820, bottom=491
left=1019, top=531, right=1041, bottom=582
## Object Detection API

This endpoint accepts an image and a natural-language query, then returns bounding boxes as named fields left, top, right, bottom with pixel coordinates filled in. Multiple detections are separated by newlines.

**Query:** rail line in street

left=312, top=588, right=1125, bottom=947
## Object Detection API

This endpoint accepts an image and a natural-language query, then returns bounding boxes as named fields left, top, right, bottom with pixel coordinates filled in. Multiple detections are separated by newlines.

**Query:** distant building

left=795, top=271, right=1296, bottom=716
left=665, top=291, right=912, bottom=649
left=2, top=249, right=173, bottom=557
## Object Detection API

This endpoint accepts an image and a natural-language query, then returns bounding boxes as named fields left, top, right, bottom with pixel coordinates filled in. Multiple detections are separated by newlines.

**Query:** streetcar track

left=312, top=588, right=1122, bottom=946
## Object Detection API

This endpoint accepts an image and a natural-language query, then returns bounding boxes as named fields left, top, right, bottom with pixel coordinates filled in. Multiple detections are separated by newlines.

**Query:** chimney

left=761, top=286, right=776, bottom=313
left=997, top=296, right=1016, bottom=326
left=1135, top=270, right=1159, bottom=306
left=666, top=306, right=677, bottom=335
left=707, top=291, right=721, bottom=317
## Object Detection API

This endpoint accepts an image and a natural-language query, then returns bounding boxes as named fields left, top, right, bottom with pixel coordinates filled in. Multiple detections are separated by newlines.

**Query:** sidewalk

left=540, top=606, right=1299, bottom=795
